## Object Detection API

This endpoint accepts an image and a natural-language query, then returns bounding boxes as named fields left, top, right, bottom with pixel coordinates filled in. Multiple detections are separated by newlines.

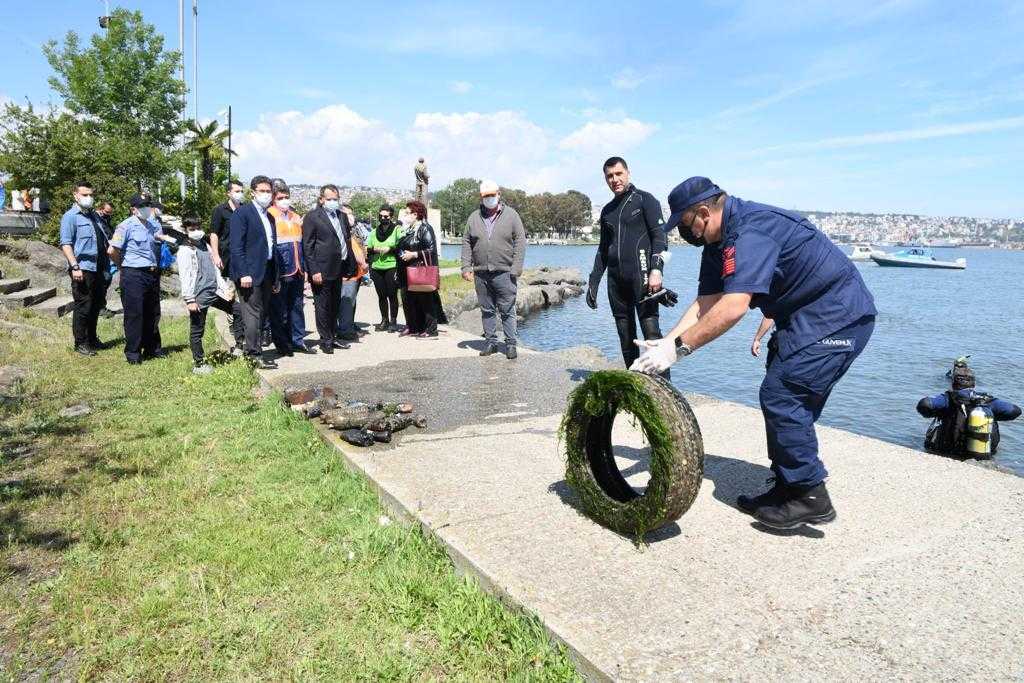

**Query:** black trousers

left=120, top=267, right=162, bottom=361
left=311, top=278, right=341, bottom=346
left=608, top=274, right=667, bottom=379
left=405, top=290, right=437, bottom=335
left=369, top=268, right=400, bottom=324
left=239, top=278, right=274, bottom=358
left=70, top=270, right=106, bottom=347
left=189, top=297, right=233, bottom=364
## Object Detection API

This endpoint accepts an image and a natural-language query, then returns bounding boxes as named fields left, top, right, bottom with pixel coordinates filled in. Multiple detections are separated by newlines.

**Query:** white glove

left=629, top=338, right=679, bottom=374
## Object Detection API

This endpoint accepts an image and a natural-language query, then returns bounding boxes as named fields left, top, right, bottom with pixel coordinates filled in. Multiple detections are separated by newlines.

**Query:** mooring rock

left=540, top=284, right=565, bottom=307
left=0, top=240, right=68, bottom=279
left=522, top=267, right=585, bottom=286
left=515, top=286, right=547, bottom=316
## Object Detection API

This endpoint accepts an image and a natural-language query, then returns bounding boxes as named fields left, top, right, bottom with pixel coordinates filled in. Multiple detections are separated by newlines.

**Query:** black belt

left=123, top=266, right=158, bottom=273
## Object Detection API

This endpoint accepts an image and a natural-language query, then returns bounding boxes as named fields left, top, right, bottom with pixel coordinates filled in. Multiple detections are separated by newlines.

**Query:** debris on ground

left=283, top=387, right=427, bottom=447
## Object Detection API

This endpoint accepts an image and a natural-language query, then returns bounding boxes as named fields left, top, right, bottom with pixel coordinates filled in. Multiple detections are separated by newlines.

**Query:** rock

left=0, top=365, right=30, bottom=394
left=397, top=403, right=414, bottom=414
left=59, top=403, right=92, bottom=418
left=161, top=273, right=181, bottom=297
left=522, top=267, right=585, bottom=286
left=539, top=284, right=565, bottom=307
left=515, top=286, right=547, bottom=317
left=0, top=239, right=68, bottom=279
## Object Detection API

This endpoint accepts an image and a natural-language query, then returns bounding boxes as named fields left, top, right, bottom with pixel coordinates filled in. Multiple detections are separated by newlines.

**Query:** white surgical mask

left=323, top=199, right=339, bottom=212
left=136, top=207, right=153, bottom=221
left=77, top=195, right=94, bottom=210
left=482, top=195, right=499, bottom=210
left=254, top=191, right=273, bottom=208
left=188, top=229, right=205, bottom=241
left=230, top=190, right=245, bottom=203
left=275, top=199, right=291, bottom=211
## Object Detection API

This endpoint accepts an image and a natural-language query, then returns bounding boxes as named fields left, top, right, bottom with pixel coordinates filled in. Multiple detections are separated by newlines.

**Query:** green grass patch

left=0, top=311, right=578, bottom=680
left=439, top=272, right=475, bottom=308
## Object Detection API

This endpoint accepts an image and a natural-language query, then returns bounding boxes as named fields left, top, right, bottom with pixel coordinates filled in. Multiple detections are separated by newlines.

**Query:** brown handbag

left=406, top=250, right=440, bottom=293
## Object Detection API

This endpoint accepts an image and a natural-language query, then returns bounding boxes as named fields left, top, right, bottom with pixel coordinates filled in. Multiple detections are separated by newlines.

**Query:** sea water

left=443, top=244, right=1024, bottom=475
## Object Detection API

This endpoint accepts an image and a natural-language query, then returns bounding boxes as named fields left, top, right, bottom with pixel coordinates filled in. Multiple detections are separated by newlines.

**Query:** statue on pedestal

left=414, top=157, right=429, bottom=204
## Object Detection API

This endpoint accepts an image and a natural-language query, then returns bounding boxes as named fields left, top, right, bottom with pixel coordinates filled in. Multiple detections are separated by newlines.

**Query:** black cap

left=663, top=177, right=723, bottom=234
left=129, top=193, right=153, bottom=208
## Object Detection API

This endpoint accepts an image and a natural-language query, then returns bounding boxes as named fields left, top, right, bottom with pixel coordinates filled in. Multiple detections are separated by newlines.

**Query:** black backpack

left=925, top=391, right=1000, bottom=456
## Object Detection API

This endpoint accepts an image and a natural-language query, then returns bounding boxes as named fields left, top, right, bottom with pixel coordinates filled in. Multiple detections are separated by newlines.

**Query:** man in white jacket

left=177, top=216, right=235, bottom=374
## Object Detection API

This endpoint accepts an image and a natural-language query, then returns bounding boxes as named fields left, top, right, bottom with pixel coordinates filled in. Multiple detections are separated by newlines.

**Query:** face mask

left=482, top=196, right=499, bottom=210
left=77, top=195, right=94, bottom=210
left=379, top=216, right=392, bottom=225
left=253, top=191, right=273, bottom=208
left=137, top=207, right=153, bottom=221
left=678, top=226, right=705, bottom=247
left=188, top=229, right=205, bottom=241
left=275, top=199, right=291, bottom=211
left=230, top=190, right=245, bottom=203
left=323, top=199, right=340, bottom=212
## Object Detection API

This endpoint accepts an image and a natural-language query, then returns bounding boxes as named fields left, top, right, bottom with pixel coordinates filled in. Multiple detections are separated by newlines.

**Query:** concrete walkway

left=219, top=284, right=1024, bottom=681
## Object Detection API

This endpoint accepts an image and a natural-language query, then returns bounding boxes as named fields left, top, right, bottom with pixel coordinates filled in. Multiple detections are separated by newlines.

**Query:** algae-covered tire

left=562, top=370, right=704, bottom=538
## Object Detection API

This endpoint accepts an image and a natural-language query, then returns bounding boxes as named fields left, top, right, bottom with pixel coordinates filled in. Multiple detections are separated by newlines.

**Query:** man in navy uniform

left=230, top=175, right=281, bottom=368
left=110, top=193, right=167, bottom=364
left=58, top=181, right=108, bottom=355
left=632, top=177, right=876, bottom=530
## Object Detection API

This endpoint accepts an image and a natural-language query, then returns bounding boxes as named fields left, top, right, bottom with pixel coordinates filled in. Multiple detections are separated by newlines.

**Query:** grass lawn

left=0, top=308, right=578, bottom=680
left=439, top=273, right=475, bottom=309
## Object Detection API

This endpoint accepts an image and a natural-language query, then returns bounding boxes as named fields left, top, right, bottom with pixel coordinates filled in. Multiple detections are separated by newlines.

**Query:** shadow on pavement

left=456, top=339, right=489, bottom=352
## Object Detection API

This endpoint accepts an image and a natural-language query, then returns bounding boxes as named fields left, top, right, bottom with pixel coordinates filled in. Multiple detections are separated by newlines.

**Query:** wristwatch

left=674, top=339, right=693, bottom=358
left=70, top=264, right=81, bottom=272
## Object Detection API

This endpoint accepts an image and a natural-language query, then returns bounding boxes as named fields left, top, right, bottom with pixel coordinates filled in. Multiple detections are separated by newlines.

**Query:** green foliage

left=433, top=177, right=481, bottom=236
left=43, top=8, right=185, bottom=146
left=347, top=192, right=397, bottom=223
left=185, top=119, right=233, bottom=184
left=0, top=312, right=580, bottom=680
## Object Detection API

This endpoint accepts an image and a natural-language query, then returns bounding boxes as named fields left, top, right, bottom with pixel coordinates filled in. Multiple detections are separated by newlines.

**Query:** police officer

left=586, top=157, right=668, bottom=372
left=632, top=177, right=876, bottom=530
left=110, top=194, right=167, bottom=364
left=58, top=181, right=108, bottom=355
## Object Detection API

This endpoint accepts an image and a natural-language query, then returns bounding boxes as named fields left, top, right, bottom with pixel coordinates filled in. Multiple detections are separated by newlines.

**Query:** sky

left=2, top=0, right=1024, bottom=218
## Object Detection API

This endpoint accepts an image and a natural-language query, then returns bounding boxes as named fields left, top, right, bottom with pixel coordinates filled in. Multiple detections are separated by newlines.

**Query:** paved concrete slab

left=219, top=280, right=1024, bottom=681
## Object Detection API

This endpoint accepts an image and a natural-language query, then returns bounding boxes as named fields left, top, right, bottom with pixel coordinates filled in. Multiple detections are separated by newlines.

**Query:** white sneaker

left=230, top=347, right=244, bottom=358
left=192, top=364, right=213, bottom=375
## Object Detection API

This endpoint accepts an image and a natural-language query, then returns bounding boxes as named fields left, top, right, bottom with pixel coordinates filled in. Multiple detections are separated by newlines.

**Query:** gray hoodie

left=461, top=204, right=527, bottom=276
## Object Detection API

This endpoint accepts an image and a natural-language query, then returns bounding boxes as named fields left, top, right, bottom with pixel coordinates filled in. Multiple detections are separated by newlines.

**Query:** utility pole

left=227, top=105, right=232, bottom=182
left=192, top=0, right=199, bottom=123
left=178, top=0, right=185, bottom=112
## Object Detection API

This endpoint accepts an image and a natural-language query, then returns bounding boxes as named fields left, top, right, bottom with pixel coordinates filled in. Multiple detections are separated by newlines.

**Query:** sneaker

left=736, top=477, right=790, bottom=515
left=505, top=345, right=517, bottom=360
left=74, top=344, right=97, bottom=356
left=192, top=364, right=213, bottom=375
left=754, top=482, right=836, bottom=530
left=319, top=344, right=334, bottom=355
left=479, top=344, right=499, bottom=357
left=399, top=329, right=414, bottom=337
left=230, top=346, right=244, bottom=358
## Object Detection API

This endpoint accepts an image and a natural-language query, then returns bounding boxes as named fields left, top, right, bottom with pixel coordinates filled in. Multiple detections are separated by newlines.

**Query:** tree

left=185, top=119, right=233, bottom=184
left=43, top=8, right=185, bottom=146
left=433, top=177, right=480, bottom=236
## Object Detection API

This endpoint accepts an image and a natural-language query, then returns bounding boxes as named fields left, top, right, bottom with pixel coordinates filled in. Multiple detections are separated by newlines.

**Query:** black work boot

left=736, top=477, right=790, bottom=515
left=505, top=344, right=517, bottom=360
left=479, top=343, right=499, bottom=357
left=754, top=482, right=836, bottom=530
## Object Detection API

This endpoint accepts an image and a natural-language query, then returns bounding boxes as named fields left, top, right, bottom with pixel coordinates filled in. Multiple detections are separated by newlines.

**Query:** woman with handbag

left=396, top=200, right=448, bottom=338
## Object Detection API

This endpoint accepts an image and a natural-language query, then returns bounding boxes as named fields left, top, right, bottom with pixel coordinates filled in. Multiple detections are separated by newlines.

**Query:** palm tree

left=185, top=119, right=234, bottom=184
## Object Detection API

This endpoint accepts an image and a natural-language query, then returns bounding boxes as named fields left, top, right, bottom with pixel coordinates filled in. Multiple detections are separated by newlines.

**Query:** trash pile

left=284, top=386, right=428, bottom=447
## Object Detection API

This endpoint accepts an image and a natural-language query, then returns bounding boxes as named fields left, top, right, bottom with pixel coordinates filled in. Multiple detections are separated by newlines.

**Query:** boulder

left=539, top=284, right=565, bottom=307
left=522, top=266, right=585, bottom=287
left=0, top=239, right=68, bottom=279
left=515, top=286, right=547, bottom=317
left=59, top=403, right=92, bottom=418
left=0, top=365, right=30, bottom=395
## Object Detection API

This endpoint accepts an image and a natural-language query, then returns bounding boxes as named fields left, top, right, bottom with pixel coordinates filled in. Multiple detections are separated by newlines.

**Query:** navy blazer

left=229, top=201, right=279, bottom=286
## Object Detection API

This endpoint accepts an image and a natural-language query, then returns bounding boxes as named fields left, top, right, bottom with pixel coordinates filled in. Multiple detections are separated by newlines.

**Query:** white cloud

left=449, top=81, right=473, bottom=94
left=611, top=68, right=652, bottom=90
left=232, top=104, right=657, bottom=199
left=755, top=115, right=1024, bottom=154
left=559, top=119, right=658, bottom=152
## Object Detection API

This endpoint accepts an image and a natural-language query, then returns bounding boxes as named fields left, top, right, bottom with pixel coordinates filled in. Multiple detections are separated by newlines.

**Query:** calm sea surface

left=443, top=244, right=1024, bottom=475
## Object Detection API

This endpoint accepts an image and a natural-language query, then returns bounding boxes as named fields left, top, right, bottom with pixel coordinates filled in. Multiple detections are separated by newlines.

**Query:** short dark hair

left=378, top=203, right=394, bottom=215
left=75, top=180, right=93, bottom=191
left=602, top=157, right=628, bottom=172
left=227, top=179, right=243, bottom=191
left=405, top=200, right=427, bottom=220
left=182, top=215, right=201, bottom=229
left=273, top=181, right=290, bottom=196
left=250, top=175, right=272, bottom=191
left=99, top=200, right=113, bottom=210
left=319, top=184, right=340, bottom=198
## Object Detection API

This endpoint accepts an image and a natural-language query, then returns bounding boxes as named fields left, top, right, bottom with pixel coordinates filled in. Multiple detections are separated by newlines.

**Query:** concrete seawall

left=217, top=281, right=1024, bottom=681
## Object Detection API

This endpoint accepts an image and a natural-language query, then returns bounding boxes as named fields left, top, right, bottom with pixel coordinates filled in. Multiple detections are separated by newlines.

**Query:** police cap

left=663, top=177, right=723, bottom=234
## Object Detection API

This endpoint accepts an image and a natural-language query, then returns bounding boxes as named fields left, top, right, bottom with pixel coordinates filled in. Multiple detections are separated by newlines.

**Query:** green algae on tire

left=560, top=370, right=704, bottom=540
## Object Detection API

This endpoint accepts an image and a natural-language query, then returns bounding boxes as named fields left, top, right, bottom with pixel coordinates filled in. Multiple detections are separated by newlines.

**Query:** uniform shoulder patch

left=722, top=246, right=736, bottom=277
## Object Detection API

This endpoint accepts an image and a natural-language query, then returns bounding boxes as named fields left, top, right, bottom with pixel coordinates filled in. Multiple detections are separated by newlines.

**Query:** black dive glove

left=638, top=288, right=679, bottom=307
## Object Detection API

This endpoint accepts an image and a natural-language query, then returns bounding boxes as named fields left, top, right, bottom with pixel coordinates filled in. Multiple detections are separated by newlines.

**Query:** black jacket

left=302, top=206, right=356, bottom=282
left=397, top=220, right=439, bottom=268
left=210, top=201, right=236, bottom=271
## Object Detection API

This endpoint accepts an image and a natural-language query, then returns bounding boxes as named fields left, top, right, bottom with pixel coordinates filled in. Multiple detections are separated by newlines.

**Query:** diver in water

left=917, top=358, right=1021, bottom=457
left=586, top=157, right=669, bottom=373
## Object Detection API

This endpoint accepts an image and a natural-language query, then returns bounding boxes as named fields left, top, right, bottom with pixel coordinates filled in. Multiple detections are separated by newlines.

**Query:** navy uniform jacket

left=229, top=201, right=279, bottom=286
left=698, top=197, right=876, bottom=360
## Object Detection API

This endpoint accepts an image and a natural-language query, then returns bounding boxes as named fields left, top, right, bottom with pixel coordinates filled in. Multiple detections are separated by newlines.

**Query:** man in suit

left=301, top=184, right=355, bottom=354
left=230, top=175, right=281, bottom=368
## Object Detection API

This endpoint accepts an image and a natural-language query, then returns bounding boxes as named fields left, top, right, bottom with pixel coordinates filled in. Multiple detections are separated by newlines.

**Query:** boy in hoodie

left=178, top=216, right=235, bottom=374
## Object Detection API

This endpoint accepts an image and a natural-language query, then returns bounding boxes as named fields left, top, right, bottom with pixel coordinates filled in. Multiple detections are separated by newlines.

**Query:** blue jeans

left=336, top=279, right=360, bottom=334
left=270, top=275, right=307, bottom=350
left=759, top=315, right=875, bottom=487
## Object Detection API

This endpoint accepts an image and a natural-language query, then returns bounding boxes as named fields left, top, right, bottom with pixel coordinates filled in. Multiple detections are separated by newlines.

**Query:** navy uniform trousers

left=120, top=266, right=162, bottom=361
left=759, top=315, right=874, bottom=487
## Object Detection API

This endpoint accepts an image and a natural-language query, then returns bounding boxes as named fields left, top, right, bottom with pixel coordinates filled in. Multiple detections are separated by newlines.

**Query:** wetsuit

left=588, top=185, right=667, bottom=368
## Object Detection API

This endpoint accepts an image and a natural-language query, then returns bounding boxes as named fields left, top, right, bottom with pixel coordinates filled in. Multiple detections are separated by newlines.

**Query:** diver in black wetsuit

left=586, top=156, right=668, bottom=371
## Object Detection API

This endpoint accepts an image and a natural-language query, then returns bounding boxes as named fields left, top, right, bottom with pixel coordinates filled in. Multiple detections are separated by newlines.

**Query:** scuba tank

left=965, top=405, right=994, bottom=456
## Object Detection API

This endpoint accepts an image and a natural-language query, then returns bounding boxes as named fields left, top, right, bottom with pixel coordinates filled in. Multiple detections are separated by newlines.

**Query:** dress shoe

left=338, top=331, right=360, bottom=342
left=75, top=344, right=97, bottom=356
left=332, top=340, right=350, bottom=349
left=505, top=345, right=518, bottom=360
left=293, top=344, right=316, bottom=354
left=319, top=344, right=334, bottom=355
left=374, top=322, right=388, bottom=331
left=479, top=344, right=499, bottom=357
